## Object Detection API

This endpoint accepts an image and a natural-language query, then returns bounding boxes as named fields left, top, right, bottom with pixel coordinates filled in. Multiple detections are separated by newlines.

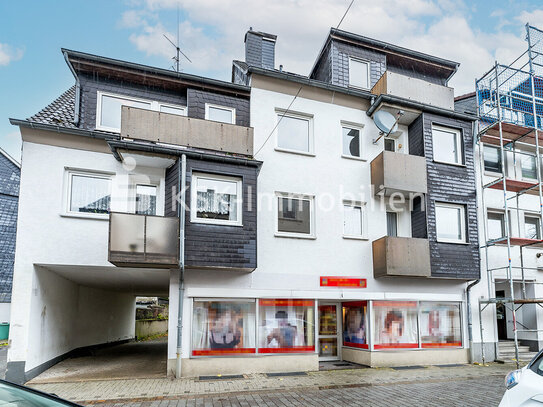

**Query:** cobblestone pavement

left=28, top=363, right=515, bottom=405
left=88, top=376, right=505, bottom=407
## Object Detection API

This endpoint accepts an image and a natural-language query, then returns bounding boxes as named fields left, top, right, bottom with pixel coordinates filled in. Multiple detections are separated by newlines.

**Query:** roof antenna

left=163, top=4, right=192, bottom=72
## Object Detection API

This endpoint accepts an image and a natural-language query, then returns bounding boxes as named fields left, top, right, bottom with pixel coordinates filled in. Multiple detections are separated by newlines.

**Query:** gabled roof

left=27, top=86, right=77, bottom=129
left=0, top=147, right=20, bottom=169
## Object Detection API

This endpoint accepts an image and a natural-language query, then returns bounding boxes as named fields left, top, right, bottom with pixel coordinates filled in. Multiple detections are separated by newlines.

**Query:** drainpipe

left=176, top=154, right=186, bottom=378
left=466, top=279, right=481, bottom=363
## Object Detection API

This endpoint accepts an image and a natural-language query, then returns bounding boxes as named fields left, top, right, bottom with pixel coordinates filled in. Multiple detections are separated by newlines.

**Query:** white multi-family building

left=7, top=28, right=482, bottom=383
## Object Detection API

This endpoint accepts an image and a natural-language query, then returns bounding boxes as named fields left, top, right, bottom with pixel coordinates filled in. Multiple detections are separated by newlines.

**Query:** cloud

left=0, top=44, right=23, bottom=66
left=121, top=1, right=543, bottom=94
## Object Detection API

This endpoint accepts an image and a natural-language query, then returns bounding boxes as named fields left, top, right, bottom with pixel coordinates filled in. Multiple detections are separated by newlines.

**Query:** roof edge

left=0, top=146, right=20, bottom=168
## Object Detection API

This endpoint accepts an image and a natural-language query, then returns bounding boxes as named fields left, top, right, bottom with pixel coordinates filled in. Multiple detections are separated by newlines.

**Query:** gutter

left=10, top=119, right=117, bottom=141
left=367, top=94, right=478, bottom=122
left=107, top=140, right=262, bottom=168
left=176, top=154, right=186, bottom=378
left=466, top=279, right=481, bottom=363
left=63, top=50, right=81, bottom=126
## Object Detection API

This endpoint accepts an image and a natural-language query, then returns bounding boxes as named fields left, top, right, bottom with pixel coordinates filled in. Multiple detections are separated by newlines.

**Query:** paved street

left=88, top=376, right=505, bottom=407
left=29, top=363, right=514, bottom=405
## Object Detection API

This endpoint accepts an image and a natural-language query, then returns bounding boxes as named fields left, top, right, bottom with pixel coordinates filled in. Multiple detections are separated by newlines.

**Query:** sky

left=2, top=0, right=543, bottom=161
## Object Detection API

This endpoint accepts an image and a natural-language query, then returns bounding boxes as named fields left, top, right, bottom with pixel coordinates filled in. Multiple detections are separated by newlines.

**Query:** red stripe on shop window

left=421, top=342, right=462, bottom=348
left=192, top=348, right=256, bottom=356
left=259, top=299, right=315, bottom=307
left=373, top=343, right=419, bottom=349
left=342, top=301, right=367, bottom=307
left=372, top=301, right=417, bottom=307
left=343, top=342, right=369, bottom=349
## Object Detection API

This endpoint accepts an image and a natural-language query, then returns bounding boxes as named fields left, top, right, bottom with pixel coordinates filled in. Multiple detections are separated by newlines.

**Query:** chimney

left=244, top=29, right=277, bottom=70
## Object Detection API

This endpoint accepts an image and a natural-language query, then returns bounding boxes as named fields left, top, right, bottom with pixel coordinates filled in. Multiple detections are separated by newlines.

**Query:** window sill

left=432, top=160, right=466, bottom=168
left=191, top=219, right=243, bottom=227
left=343, top=235, right=368, bottom=241
left=274, top=232, right=316, bottom=240
left=436, top=239, right=470, bottom=245
left=341, top=154, right=366, bottom=162
left=274, top=147, right=316, bottom=157
left=60, top=212, right=109, bottom=221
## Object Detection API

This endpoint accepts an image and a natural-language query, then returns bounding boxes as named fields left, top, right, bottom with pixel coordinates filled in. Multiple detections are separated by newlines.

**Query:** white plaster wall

left=0, top=303, right=10, bottom=323
left=24, top=265, right=136, bottom=372
left=9, top=140, right=160, bottom=366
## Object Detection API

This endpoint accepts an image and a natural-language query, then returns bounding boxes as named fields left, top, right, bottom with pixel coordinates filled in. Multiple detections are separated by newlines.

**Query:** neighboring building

left=8, top=27, right=480, bottom=383
left=0, top=148, right=19, bottom=323
left=455, top=24, right=543, bottom=364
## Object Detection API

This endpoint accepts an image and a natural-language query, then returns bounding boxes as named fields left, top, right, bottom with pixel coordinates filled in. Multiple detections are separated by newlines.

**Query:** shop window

left=342, top=301, right=368, bottom=349
left=258, top=299, right=315, bottom=353
left=192, top=300, right=256, bottom=356
left=372, top=301, right=418, bottom=349
left=419, top=302, right=462, bottom=348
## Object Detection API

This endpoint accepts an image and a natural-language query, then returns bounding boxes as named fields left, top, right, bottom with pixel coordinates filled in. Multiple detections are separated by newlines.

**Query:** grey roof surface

left=454, top=93, right=477, bottom=115
left=0, top=151, right=20, bottom=304
left=27, top=86, right=77, bottom=128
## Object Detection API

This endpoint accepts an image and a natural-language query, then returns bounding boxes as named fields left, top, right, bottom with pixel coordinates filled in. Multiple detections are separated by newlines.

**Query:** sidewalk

left=27, top=363, right=515, bottom=404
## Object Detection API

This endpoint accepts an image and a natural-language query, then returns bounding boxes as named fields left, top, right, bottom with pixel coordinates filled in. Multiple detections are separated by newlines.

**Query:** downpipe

left=176, top=154, right=187, bottom=378
left=466, top=279, right=480, bottom=363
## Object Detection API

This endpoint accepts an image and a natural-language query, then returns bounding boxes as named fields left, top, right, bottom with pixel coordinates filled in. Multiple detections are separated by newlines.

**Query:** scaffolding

left=476, top=23, right=543, bottom=368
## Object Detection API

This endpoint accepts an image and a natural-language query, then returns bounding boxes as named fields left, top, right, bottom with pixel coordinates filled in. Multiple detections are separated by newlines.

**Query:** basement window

left=191, top=173, right=242, bottom=226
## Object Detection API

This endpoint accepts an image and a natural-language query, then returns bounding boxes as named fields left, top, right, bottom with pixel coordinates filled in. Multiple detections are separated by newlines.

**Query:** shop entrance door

left=318, top=303, right=341, bottom=361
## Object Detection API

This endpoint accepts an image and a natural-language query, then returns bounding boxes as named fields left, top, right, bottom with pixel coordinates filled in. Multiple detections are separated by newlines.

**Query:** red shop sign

left=320, top=277, right=367, bottom=288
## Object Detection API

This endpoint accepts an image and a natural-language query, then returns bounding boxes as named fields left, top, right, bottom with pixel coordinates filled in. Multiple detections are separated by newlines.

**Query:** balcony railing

left=371, top=151, right=427, bottom=196
left=108, top=212, right=179, bottom=268
left=120, top=106, right=254, bottom=156
left=372, top=236, right=431, bottom=278
left=371, top=71, right=455, bottom=110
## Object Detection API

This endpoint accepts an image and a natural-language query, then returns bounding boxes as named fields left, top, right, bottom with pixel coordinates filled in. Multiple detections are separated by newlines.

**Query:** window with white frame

left=483, top=145, right=502, bottom=173
left=343, top=202, right=366, bottom=238
left=276, top=194, right=314, bottom=237
left=276, top=111, right=313, bottom=154
left=135, top=184, right=157, bottom=215
left=205, top=104, right=236, bottom=124
left=349, top=57, right=370, bottom=89
left=191, top=173, right=242, bottom=226
left=67, top=171, right=112, bottom=216
left=487, top=211, right=505, bottom=240
left=521, top=154, right=537, bottom=180
left=435, top=202, right=466, bottom=243
left=386, top=211, right=398, bottom=237
left=432, top=125, right=463, bottom=165
left=524, top=215, right=541, bottom=239
left=96, top=91, right=186, bottom=132
left=384, top=138, right=395, bottom=152
left=342, top=125, right=362, bottom=158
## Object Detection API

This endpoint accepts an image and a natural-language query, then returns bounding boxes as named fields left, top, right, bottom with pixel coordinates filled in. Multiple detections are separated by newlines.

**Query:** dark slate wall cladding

left=232, top=64, right=250, bottom=86
left=245, top=32, right=263, bottom=68
left=387, top=65, right=445, bottom=86
left=454, top=96, right=477, bottom=115
left=310, top=41, right=333, bottom=83
left=421, top=113, right=479, bottom=279
left=165, top=157, right=257, bottom=270
left=408, top=115, right=424, bottom=157
left=411, top=196, right=427, bottom=239
left=330, top=40, right=386, bottom=88
left=164, top=160, right=179, bottom=218
left=0, top=155, right=19, bottom=303
left=78, top=73, right=187, bottom=131
left=187, top=88, right=250, bottom=127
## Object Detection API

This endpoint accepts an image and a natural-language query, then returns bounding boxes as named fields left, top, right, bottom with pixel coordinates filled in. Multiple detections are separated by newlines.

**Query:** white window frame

left=96, top=91, right=186, bottom=133
left=435, top=202, right=467, bottom=244
left=275, top=109, right=315, bottom=156
left=63, top=169, right=113, bottom=220
left=431, top=124, right=463, bottom=166
left=190, top=172, right=243, bottom=227
left=524, top=214, right=541, bottom=240
left=348, top=57, right=371, bottom=90
left=159, top=103, right=187, bottom=116
left=486, top=210, right=506, bottom=240
left=341, top=121, right=365, bottom=160
left=204, top=103, right=236, bottom=124
left=274, top=192, right=316, bottom=239
left=343, top=200, right=367, bottom=240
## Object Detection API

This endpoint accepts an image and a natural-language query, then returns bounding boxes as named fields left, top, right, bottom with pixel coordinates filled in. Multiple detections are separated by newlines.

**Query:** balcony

left=372, top=236, right=431, bottom=278
left=120, top=106, right=254, bottom=156
left=370, top=151, right=427, bottom=196
left=108, top=213, right=179, bottom=268
left=371, top=71, right=455, bottom=110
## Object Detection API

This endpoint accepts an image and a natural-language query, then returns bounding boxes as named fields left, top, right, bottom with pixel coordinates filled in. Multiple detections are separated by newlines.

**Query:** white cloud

left=121, top=1, right=543, bottom=94
left=0, top=44, right=23, bottom=67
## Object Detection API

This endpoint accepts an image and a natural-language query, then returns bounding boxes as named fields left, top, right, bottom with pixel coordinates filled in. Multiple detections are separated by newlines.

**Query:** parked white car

left=499, top=350, right=543, bottom=406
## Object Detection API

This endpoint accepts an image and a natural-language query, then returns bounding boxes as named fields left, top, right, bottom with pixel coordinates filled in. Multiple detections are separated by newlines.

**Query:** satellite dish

left=373, top=110, right=398, bottom=134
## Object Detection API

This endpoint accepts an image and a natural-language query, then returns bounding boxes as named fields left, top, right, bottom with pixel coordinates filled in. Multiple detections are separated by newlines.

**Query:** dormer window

left=349, top=57, right=370, bottom=90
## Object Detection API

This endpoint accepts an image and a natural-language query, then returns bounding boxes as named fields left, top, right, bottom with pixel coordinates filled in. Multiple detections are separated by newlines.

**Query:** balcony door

left=318, top=303, right=341, bottom=361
